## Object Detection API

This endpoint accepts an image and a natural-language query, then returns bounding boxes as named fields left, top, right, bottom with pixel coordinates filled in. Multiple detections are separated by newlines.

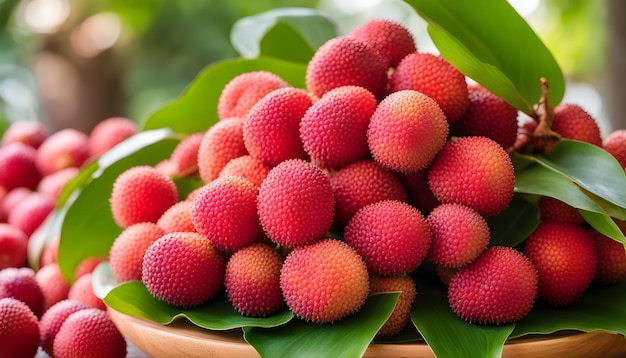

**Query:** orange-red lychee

left=88, top=116, right=138, bottom=158
left=36, top=128, right=90, bottom=175
left=218, top=155, right=271, bottom=188
left=552, top=103, right=602, bottom=146
left=217, top=71, right=289, bottom=120
left=0, top=297, right=40, bottom=358
left=603, top=129, right=626, bottom=169
left=369, top=274, right=417, bottom=336
left=197, top=117, right=248, bottom=183
left=348, top=18, right=417, bottom=68
left=109, top=222, right=166, bottom=283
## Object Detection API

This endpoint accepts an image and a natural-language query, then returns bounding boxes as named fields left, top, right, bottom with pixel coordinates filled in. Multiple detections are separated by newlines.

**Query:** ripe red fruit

left=109, top=165, right=178, bottom=228
left=367, top=90, right=449, bottom=173
left=306, top=36, right=388, bottom=101
left=67, top=272, right=106, bottom=310
left=35, top=263, right=71, bottom=311
left=398, top=170, right=440, bottom=215
left=217, top=71, right=288, bottom=120
left=109, top=222, right=165, bottom=283
left=197, top=117, right=247, bottom=183
left=592, top=231, right=626, bottom=285
left=448, top=246, right=538, bottom=324
left=218, top=155, right=271, bottom=188
left=8, top=191, right=56, bottom=236
left=142, top=232, right=225, bottom=307
left=169, top=132, right=203, bottom=177
left=88, top=116, right=138, bottom=158
left=37, top=167, right=79, bottom=201
left=280, top=238, right=369, bottom=323
left=348, top=18, right=417, bottom=68
left=1, top=120, right=47, bottom=149
left=552, top=103, right=602, bottom=146
left=369, top=274, right=417, bottom=336
left=428, top=136, right=515, bottom=217
left=257, top=159, right=335, bottom=248
left=36, top=128, right=90, bottom=175
left=537, top=196, right=584, bottom=225
left=0, top=187, right=32, bottom=222
left=343, top=200, right=431, bottom=275
left=0, top=267, right=45, bottom=317
left=0, top=223, right=28, bottom=269
left=603, top=129, right=626, bottom=169
left=300, top=85, right=377, bottom=169
left=39, top=299, right=90, bottom=356
left=523, top=221, right=597, bottom=306
left=0, top=142, right=42, bottom=191
left=0, top=297, right=40, bottom=358
left=156, top=200, right=196, bottom=233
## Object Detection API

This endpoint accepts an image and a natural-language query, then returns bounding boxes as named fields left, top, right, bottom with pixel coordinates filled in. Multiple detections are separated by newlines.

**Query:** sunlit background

left=0, top=0, right=614, bottom=135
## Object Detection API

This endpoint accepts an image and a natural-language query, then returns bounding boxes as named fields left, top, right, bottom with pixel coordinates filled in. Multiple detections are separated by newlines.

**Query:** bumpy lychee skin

left=88, top=116, right=138, bottom=158
left=603, top=129, right=626, bottom=169
left=0, top=267, right=45, bottom=317
left=523, top=221, right=597, bottom=307
left=343, top=200, right=431, bottom=275
left=225, top=243, right=284, bottom=317
left=427, top=203, right=490, bottom=268
left=243, top=87, right=312, bottom=166
left=109, top=222, right=166, bottom=283
left=552, top=103, right=602, bottom=146
left=169, top=132, right=203, bottom=177
left=280, top=238, right=369, bottom=323
left=389, top=53, right=469, bottom=123
left=109, top=165, right=178, bottom=228
left=369, top=274, right=417, bottom=336
left=399, top=170, right=440, bottom=215
left=190, top=176, right=259, bottom=252
left=330, top=159, right=408, bottom=228
left=0, top=142, right=41, bottom=191
left=53, top=308, right=127, bottom=358
left=0, top=223, right=28, bottom=269
left=1, top=120, right=47, bottom=149
left=428, top=136, right=515, bottom=217
left=157, top=200, right=196, bottom=233
left=8, top=191, right=55, bottom=237
left=452, top=84, right=518, bottom=149
left=538, top=196, right=584, bottom=225
left=367, top=90, right=449, bottom=173
left=35, top=263, right=71, bottom=311
left=218, top=155, right=272, bottom=188
left=39, top=299, right=90, bottom=356
left=142, top=232, right=225, bottom=307
left=67, top=273, right=106, bottom=310
left=36, top=128, right=91, bottom=175
left=0, top=297, right=40, bottom=358
left=197, top=117, right=248, bottom=183
left=593, top=231, right=626, bottom=285
left=300, top=85, right=377, bottom=169
left=348, top=18, right=417, bottom=68
left=306, top=36, right=388, bottom=101
left=257, top=159, right=335, bottom=248
left=448, top=246, right=538, bottom=324
left=217, top=71, right=289, bottom=120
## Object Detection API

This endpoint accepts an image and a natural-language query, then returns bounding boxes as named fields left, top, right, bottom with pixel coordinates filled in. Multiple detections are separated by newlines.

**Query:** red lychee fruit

left=367, top=90, right=449, bottom=173
left=538, top=196, right=584, bottom=225
left=592, top=231, right=626, bottom=285
left=109, top=165, right=178, bottom=228
left=73, top=256, right=106, bottom=280
left=257, top=159, right=334, bottom=248
left=448, top=246, right=538, bottom=324
left=427, top=203, right=490, bottom=268
left=190, top=175, right=259, bottom=252
left=218, top=155, right=271, bottom=188
left=389, top=53, right=469, bottom=123
left=7, top=191, right=55, bottom=237
left=369, top=274, right=417, bottom=336
left=197, top=117, right=247, bottom=183
left=40, top=235, right=60, bottom=267
left=225, top=243, right=284, bottom=317
left=398, top=170, right=440, bottom=215
left=36, top=128, right=90, bottom=175
left=217, top=71, right=289, bottom=120
left=156, top=200, right=196, bottom=233
left=280, top=238, right=369, bottom=323
left=452, top=83, right=519, bottom=149
left=435, top=264, right=458, bottom=286
left=243, top=87, right=312, bottom=166
left=88, top=116, right=138, bottom=158
left=154, top=158, right=178, bottom=177
left=67, top=272, right=106, bottom=310
left=142, top=232, right=225, bottom=307
left=39, top=299, right=90, bottom=356
left=0, top=223, right=28, bottom=269
left=428, top=136, right=515, bottom=217
left=343, top=200, right=431, bottom=275
left=306, top=36, right=388, bottom=101
left=523, top=221, right=597, bottom=306
left=348, top=18, right=417, bottom=68
left=0, top=187, right=32, bottom=222
left=36, top=166, right=79, bottom=201
left=1, top=120, right=47, bottom=149
left=552, top=103, right=602, bottom=146
left=53, top=308, right=127, bottom=358
left=603, top=129, right=626, bottom=169
left=0, top=142, right=41, bottom=191
left=0, top=267, right=45, bottom=317
left=329, top=159, right=408, bottom=228
left=0, top=297, right=40, bottom=358
left=35, top=263, right=71, bottom=311
left=109, top=222, right=166, bottom=283
left=300, top=85, right=377, bottom=169
left=169, top=132, right=203, bottom=177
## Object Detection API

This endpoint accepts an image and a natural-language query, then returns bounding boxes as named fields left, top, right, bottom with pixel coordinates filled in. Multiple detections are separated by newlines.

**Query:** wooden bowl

left=108, top=308, right=626, bottom=358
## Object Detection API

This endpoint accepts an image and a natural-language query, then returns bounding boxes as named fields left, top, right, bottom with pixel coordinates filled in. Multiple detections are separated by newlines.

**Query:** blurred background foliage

left=0, top=0, right=618, bottom=136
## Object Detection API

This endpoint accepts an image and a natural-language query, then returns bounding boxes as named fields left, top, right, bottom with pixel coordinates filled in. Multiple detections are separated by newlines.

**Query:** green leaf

left=142, top=57, right=307, bottom=134
left=104, top=280, right=293, bottom=330
left=579, top=210, right=626, bottom=245
left=404, top=0, right=564, bottom=115
left=92, top=261, right=117, bottom=299
left=487, top=195, right=539, bottom=247
left=231, top=7, right=336, bottom=62
left=243, top=293, right=399, bottom=358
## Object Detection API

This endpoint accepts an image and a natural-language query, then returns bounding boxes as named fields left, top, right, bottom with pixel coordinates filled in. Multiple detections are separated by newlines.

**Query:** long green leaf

left=487, top=195, right=539, bottom=247
left=404, top=0, right=564, bottom=115
left=579, top=210, right=626, bottom=245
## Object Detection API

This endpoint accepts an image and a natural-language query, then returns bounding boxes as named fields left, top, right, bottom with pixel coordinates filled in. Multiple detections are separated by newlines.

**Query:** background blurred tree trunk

left=604, top=0, right=626, bottom=132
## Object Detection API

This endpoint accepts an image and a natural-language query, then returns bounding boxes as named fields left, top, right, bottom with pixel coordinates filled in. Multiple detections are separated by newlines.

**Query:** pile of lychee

left=105, top=18, right=626, bottom=339
left=0, top=117, right=137, bottom=357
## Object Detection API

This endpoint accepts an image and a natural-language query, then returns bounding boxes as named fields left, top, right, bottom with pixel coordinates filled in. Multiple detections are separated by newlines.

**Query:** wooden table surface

left=36, top=340, right=150, bottom=358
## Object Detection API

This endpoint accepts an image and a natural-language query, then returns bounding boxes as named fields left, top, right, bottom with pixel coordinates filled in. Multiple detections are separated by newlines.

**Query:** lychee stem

left=532, top=77, right=561, bottom=149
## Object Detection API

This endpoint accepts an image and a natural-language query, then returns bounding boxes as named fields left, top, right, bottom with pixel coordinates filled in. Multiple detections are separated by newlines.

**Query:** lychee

left=603, top=129, right=626, bottom=169
left=109, top=222, right=166, bottom=283
left=389, top=53, right=469, bottom=123
left=142, top=232, right=225, bottom=307
left=592, top=231, right=626, bottom=285
left=88, top=116, right=138, bottom=158
left=0, top=267, right=45, bottom=317
left=156, top=200, right=196, bottom=233
left=0, top=142, right=41, bottom=191
left=0, top=187, right=32, bottom=222
left=300, top=85, right=377, bottom=169
left=7, top=191, right=55, bottom=237
left=280, top=238, right=369, bottom=323
left=428, top=136, right=515, bottom=217
left=35, top=263, right=71, bottom=311
left=217, top=71, right=289, bottom=120
left=67, top=272, right=106, bottom=310
left=343, top=200, right=431, bottom=275
left=197, top=117, right=247, bottom=183
left=243, top=87, right=311, bottom=166
left=523, top=221, right=597, bottom=306
left=225, top=243, right=284, bottom=317
left=109, top=165, right=178, bottom=228
left=1, top=120, right=47, bottom=149
left=448, top=246, right=538, bottom=324
left=367, top=90, right=449, bottom=173
left=169, top=132, right=203, bottom=177
left=398, top=170, right=440, bottom=215
left=36, top=167, right=79, bottom=201
left=36, top=128, right=90, bottom=175
left=552, top=103, right=602, bottom=146
left=538, top=196, right=584, bottom=225
left=0, top=223, right=28, bottom=269
left=348, top=18, right=417, bottom=68
left=39, top=299, right=90, bottom=356
left=218, top=155, right=272, bottom=188
left=369, top=274, right=417, bottom=336
left=257, top=159, right=335, bottom=248
left=0, top=297, right=40, bottom=358
left=305, top=36, right=388, bottom=101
